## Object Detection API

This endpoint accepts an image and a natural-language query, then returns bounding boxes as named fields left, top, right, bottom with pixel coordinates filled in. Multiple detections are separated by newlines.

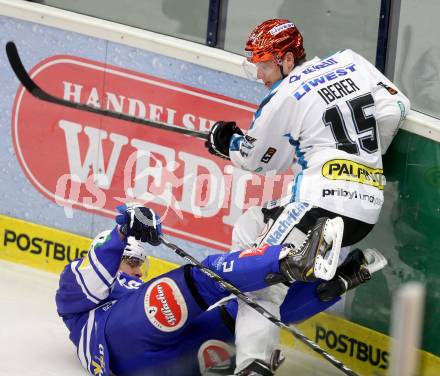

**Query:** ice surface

left=0, top=260, right=87, bottom=376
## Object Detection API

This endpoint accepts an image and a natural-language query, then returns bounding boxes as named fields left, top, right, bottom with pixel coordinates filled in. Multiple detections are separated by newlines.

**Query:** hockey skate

left=316, top=248, right=388, bottom=302
left=204, top=358, right=235, bottom=375
left=205, top=350, right=284, bottom=376
left=235, top=350, right=285, bottom=376
left=279, top=217, right=344, bottom=282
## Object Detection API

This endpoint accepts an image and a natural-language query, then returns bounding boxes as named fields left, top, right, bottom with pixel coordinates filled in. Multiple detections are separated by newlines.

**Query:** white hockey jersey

left=230, top=49, right=410, bottom=224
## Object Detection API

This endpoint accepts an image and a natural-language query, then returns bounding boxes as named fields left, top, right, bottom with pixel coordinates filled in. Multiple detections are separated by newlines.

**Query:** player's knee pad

left=257, top=201, right=311, bottom=247
left=198, top=339, right=235, bottom=375
left=232, top=201, right=311, bottom=250
left=232, top=206, right=266, bottom=249
left=246, top=284, right=289, bottom=306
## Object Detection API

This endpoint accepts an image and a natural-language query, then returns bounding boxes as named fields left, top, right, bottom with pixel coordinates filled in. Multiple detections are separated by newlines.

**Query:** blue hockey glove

left=205, top=121, right=243, bottom=160
left=115, top=204, right=162, bottom=246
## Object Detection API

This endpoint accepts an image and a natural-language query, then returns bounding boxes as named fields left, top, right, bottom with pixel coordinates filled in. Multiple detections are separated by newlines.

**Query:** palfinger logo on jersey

left=144, top=277, right=188, bottom=332
left=322, top=159, right=386, bottom=190
left=197, top=340, right=235, bottom=374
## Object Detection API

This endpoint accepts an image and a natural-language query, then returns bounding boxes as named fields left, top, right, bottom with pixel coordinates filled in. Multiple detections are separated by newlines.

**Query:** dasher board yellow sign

left=283, top=312, right=440, bottom=376
left=0, top=214, right=176, bottom=279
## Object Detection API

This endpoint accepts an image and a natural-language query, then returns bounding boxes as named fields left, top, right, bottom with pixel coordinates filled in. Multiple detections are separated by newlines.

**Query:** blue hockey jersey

left=55, top=228, right=238, bottom=376
left=56, top=227, right=338, bottom=375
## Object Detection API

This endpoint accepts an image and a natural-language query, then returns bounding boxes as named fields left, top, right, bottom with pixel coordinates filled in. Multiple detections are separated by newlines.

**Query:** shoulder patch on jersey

left=377, top=81, right=398, bottom=95
left=243, top=135, right=257, bottom=146
left=197, top=339, right=235, bottom=373
left=144, top=277, right=188, bottom=332
left=261, top=147, right=277, bottom=163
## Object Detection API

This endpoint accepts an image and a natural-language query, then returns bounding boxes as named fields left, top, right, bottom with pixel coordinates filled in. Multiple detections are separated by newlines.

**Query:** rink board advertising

left=11, top=53, right=295, bottom=251
left=1, top=7, right=440, bottom=370
left=294, top=313, right=440, bottom=376
left=0, top=214, right=175, bottom=279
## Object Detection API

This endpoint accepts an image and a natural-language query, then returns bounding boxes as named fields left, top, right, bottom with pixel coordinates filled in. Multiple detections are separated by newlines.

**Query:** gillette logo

left=265, top=203, right=309, bottom=245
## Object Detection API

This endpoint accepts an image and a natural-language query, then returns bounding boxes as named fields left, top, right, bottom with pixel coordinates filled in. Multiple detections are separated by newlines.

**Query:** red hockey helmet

left=245, top=19, right=305, bottom=65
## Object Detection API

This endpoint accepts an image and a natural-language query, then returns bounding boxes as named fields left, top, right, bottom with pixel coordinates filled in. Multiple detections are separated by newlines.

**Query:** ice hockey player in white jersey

left=205, top=18, right=408, bottom=375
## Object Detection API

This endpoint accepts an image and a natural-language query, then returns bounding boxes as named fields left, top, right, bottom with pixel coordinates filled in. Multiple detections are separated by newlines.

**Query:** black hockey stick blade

left=159, top=235, right=360, bottom=376
left=5, top=41, right=209, bottom=140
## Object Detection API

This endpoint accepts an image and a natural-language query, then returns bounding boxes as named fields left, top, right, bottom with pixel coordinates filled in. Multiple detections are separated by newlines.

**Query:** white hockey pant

left=232, top=203, right=349, bottom=373
left=232, top=204, right=301, bottom=373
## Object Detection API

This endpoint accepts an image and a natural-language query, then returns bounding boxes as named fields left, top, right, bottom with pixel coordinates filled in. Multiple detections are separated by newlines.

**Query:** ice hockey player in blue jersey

left=56, top=204, right=384, bottom=375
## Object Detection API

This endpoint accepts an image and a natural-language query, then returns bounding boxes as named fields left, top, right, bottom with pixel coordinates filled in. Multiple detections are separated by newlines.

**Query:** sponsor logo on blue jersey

left=92, top=344, right=106, bottom=376
left=292, top=63, right=357, bottom=101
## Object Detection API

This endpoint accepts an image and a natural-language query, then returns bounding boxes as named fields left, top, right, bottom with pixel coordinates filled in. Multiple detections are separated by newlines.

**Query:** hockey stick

left=160, top=235, right=359, bottom=376
left=5, top=41, right=209, bottom=140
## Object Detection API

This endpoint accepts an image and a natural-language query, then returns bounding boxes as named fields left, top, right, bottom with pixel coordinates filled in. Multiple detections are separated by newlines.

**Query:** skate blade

left=363, top=248, right=388, bottom=274
left=313, top=217, right=344, bottom=281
